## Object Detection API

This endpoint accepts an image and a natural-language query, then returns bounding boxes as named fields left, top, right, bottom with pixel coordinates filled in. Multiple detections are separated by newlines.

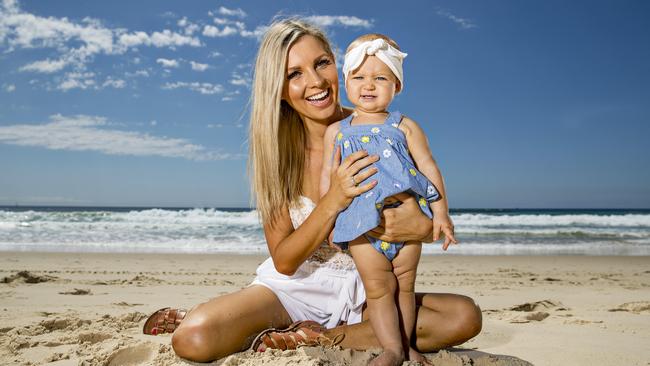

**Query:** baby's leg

left=392, top=241, right=429, bottom=364
left=349, top=239, right=404, bottom=366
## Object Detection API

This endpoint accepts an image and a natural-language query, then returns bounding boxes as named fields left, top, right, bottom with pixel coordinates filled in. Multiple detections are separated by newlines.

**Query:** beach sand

left=1, top=252, right=648, bottom=365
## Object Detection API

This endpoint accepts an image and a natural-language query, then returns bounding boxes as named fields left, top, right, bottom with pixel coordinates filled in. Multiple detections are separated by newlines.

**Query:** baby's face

left=346, top=55, right=400, bottom=114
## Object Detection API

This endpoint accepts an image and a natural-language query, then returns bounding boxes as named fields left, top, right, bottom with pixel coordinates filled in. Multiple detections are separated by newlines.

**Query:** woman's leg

left=171, top=285, right=292, bottom=362
left=324, top=292, right=482, bottom=352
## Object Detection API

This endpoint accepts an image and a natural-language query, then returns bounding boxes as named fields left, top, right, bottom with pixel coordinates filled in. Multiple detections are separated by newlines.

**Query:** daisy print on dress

left=409, top=168, right=417, bottom=176
left=337, top=132, right=343, bottom=141
left=383, top=149, right=392, bottom=158
left=371, top=127, right=380, bottom=134
left=385, top=138, right=393, bottom=145
left=380, top=241, right=390, bottom=251
left=419, top=198, right=428, bottom=209
left=343, top=140, right=350, bottom=149
left=427, top=185, right=436, bottom=196
left=361, top=136, right=370, bottom=143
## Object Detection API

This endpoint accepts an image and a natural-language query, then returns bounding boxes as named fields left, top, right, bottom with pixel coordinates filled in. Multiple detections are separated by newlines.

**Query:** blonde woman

left=143, top=19, right=481, bottom=363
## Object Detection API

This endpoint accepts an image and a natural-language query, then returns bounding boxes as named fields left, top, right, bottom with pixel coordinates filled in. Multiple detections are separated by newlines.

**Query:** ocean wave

left=1, top=208, right=649, bottom=254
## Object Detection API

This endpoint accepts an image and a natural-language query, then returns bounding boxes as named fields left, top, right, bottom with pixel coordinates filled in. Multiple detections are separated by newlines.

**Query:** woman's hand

left=325, top=146, right=379, bottom=212
left=367, top=192, right=433, bottom=243
left=433, top=210, right=458, bottom=251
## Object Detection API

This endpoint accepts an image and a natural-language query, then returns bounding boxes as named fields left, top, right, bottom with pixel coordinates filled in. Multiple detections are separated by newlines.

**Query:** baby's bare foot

left=409, top=347, right=432, bottom=366
left=369, top=349, right=404, bottom=366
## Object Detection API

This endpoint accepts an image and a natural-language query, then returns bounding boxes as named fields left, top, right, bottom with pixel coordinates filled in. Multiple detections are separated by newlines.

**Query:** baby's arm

left=320, top=122, right=341, bottom=247
left=400, top=116, right=458, bottom=250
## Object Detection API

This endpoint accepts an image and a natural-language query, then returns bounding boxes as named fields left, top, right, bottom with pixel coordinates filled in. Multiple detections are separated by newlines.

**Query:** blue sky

left=0, top=0, right=648, bottom=208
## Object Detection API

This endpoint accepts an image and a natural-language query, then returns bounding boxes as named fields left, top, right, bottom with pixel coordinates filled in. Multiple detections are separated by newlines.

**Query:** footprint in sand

left=506, top=300, right=559, bottom=323
left=58, top=288, right=92, bottom=295
left=509, top=299, right=558, bottom=312
left=106, top=343, right=157, bottom=366
left=78, top=331, right=113, bottom=344
left=608, top=301, right=650, bottom=314
left=2, top=270, right=58, bottom=284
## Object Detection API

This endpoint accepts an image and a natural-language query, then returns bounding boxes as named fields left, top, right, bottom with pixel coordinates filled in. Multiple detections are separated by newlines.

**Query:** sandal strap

left=160, top=308, right=186, bottom=332
left=143, top=307, right=187, bottom=335
left=252, top=320, right=344, bottom=352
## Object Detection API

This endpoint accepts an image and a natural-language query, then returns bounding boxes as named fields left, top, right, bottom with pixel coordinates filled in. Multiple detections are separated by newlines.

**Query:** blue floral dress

left=332, top=111, right=439, bottom=260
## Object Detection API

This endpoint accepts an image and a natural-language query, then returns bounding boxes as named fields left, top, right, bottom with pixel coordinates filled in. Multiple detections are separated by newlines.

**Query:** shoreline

left=1, top=252, right=649, bottom=365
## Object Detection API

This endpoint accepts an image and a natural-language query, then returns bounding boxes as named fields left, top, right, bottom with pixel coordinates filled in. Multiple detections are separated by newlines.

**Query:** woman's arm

left=319, top=122, right=340, bottom=198
left=265, top=148, right=379, bottom=275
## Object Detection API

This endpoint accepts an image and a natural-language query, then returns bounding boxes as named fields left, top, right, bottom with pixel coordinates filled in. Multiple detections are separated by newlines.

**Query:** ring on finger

left=351, top=176, right=357, bottom=186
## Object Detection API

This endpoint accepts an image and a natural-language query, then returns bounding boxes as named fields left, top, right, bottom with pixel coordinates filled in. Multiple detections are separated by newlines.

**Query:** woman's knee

left=171, top=307, right=226, bottom=362
left=453, top=295, right=482, bottom=341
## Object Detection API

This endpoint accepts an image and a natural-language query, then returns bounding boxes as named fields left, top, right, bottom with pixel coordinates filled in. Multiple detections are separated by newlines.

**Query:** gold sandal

left=250, top=320, right=344, bottom=352
left=142, top=307, right=187, bottom=335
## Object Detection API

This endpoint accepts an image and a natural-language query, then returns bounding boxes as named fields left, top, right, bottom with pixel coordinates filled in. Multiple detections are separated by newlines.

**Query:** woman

left=145, top=19, right=481, bottom=363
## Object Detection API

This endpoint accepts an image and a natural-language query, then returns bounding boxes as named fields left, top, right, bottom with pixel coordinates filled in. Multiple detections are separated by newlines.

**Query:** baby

left=320, top=34, right=457, bottom=366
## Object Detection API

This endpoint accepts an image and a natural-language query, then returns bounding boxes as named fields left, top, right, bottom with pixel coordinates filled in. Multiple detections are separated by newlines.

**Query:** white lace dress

left=250, top=196, right=366, bottom=328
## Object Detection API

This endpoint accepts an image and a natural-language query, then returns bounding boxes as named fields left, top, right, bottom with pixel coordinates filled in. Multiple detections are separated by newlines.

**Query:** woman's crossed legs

left=171, top=282, right=482, bottom=362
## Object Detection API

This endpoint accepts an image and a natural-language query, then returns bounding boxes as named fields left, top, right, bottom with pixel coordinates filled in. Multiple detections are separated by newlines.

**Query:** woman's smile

left=306, top=89, right=333, bottom=107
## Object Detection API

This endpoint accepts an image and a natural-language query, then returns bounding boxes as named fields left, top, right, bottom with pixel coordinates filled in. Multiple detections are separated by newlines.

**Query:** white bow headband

left=342, top=38, right=408, bottom=90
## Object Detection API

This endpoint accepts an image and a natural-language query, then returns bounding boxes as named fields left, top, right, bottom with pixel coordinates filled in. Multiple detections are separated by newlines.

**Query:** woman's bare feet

left=409, top=347, right=432, bottom=365
left=369, top=349, right=404, bottom=366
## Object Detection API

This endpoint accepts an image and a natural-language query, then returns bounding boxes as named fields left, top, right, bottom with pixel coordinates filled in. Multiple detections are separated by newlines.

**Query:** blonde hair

left=248, top=19, right=334, bottom=224
left=345, top=33, right=401, bottom=54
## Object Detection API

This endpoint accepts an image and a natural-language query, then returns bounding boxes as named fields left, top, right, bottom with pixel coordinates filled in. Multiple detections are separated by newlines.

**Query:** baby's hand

left=327, top=231, right=342, bottom=251
left=433, top=212, right=458, bottom=251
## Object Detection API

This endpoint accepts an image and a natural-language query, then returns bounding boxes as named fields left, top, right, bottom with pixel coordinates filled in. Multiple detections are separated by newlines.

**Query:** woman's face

left=282, top=35, right=339, bottom=124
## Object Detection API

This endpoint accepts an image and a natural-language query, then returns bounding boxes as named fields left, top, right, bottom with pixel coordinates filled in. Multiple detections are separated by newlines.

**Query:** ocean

left=1, top=206, right=649, bottom=255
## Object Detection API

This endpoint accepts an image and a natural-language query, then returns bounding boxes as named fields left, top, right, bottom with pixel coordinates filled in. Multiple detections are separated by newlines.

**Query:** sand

left=1, top=252, right=649, bottom=366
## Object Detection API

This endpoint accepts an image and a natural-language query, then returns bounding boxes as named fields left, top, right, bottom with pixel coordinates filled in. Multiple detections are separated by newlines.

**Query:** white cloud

left=162, top=81, right=223, bottom=95
left=160, top=11, right=177, bottom=19
left=0, top=1, right=201, bottom=75
left=19, top=58, right=68, bottom=73
left=229, top=70, right=251, bottom=87
left=4, top=83, right=16, bottom=92
left=208, top=51, right=221, bottom=58
left=116, top=29, right=201, bottom=49
left=218, top=6, right=246, bottom=18
left=240, top=25, right=268, bottom=39
left=125, top=69, right=150, bottom=77
left=177, top=16, right=199, bottom=36
left=190, top=61, right=209, bottom=71
left=202, top=25, right=238, bottom=37
left=304, top=15, right=372, bottom=29
left=150, top=120, right=157, bottom=126
left=204, top=16, right=265, bottom=38
left=436, top=9, right=477, bottom=30
left=102, top=77, right=126, bottom=89
left=58, top=72, right=96, bottom=91
left=213, top=17, right=230, bottom=25
left=56, top=72, right=125, bottom=91
left=0, top=114, right=237, bottom=160
left=156, top=58, right=179, bottom=68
